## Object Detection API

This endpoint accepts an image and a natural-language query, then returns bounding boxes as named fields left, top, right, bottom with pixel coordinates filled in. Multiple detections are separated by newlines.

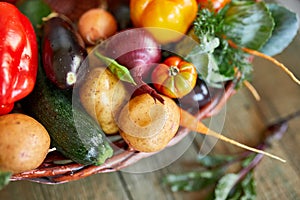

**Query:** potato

left=118, top=94, right=180, bottom=152
left=79, top=67, right=129, bottom=134
left=0, top=113, right=50, bottom=174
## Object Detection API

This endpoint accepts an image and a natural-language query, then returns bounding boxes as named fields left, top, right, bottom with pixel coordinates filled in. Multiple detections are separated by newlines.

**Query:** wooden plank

left=193, top=86, right=266, bottom=160
left=0, top=173, right=129, bottom=200
left=249, top=16, right=300, bottom=200
left=0, top=1, right=299, bottom=200
left=119, top=134, right=200, bottom=200
left=252, top=31, right=300, bottom=200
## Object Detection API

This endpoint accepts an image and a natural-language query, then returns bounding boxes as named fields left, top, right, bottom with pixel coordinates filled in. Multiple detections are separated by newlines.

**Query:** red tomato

left=152, top=56, right=198, bottom=98
left=197, top=0, right=231, bottom=12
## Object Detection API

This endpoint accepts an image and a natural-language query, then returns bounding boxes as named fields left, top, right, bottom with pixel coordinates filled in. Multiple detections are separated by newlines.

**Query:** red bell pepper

left=0, top=2, right=38, bottom=115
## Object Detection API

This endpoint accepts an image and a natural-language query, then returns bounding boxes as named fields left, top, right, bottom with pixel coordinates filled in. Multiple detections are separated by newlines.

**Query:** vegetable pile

left=0, top=0, right=299, bottom=192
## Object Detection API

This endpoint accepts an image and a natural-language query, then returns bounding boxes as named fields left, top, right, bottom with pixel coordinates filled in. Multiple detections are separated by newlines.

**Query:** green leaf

left=223, top=1, right=274, bottom=50
left=186, top=52, right=233, bottom=88
left=188, top=36, right=220, bottom=55
left=197, top=154, right=236, bottom=168
left=215, top=173, right=239, bottom=200
left=240, top=172, right=256, bottom=200
left=163, top=169, right=224, bottom=192
left=188, top=7, right=254, bottom=86
left=228, top=189, right=243, bottom=200
left=94, top=51, right=136, bottom=85
left=241, top=153, right=256, bottom=167
left=260, top=3, right=299, bottom=56
left=0, top=171, right=12, bottom=190
left=17, top=0, right=52, bottom=32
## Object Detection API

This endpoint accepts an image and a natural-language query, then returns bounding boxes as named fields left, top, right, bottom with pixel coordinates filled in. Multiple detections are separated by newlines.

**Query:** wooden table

left=1, top=1, right=300, bottom=199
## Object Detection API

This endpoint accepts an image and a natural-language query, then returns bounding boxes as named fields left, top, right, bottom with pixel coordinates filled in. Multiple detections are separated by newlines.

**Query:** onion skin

left=105, top=29, right=164, bottom=103
left=78, top=8, right=118, bottom=45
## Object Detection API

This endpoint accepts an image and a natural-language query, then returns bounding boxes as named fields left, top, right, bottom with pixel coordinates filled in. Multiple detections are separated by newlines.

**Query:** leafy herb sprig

left=162, top=110, right=300, bottom=200
left=185, top=0, right=299, bottom=88
left=194, top=7, right=253, bottom=82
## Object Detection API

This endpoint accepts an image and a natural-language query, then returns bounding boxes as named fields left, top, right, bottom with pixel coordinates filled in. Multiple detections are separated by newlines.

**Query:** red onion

left=105, top=28, right=164, bottom=103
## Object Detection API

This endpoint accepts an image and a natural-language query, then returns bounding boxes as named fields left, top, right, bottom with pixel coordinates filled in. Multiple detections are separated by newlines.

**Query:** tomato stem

left=169, top=66, right=180, bottom=76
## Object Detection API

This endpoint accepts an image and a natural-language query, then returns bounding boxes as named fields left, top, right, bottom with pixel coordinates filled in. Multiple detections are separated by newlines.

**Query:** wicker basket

left=10, top=80, right=236, bottom=184
left=7, top=0, right=239, bottom=184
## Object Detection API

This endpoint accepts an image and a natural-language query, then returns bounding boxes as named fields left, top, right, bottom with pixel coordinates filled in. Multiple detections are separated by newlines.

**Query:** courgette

left=21, top=44, right=113, bottom=166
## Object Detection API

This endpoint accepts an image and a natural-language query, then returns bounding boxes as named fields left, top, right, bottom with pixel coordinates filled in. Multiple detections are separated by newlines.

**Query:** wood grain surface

left=1, top=1, right=299, bottom=199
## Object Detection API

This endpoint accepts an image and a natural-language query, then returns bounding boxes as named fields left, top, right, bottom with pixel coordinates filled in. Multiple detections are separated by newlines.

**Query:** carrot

left=228, top=40, right=300, bottom=85
left=179, top=107, right=286, bottom=163
left=243, top=80, right=261, bottom=101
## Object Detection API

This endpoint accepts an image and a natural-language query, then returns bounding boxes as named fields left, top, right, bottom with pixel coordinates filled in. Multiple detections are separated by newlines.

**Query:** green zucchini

left=21, top=49, right=113, bottom=166
left=18, top=4, right=113, bottom=166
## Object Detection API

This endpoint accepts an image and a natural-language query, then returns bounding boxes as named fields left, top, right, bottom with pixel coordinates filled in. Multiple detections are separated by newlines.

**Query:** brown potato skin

left=79, top=67, right=128, bottom=134
left=0, top=113, right=50, bottom=174
left=118, top=94, right=180, bottom=152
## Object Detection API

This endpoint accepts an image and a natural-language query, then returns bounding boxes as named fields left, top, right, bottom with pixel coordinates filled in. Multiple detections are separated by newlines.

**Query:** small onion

left=78, top=8, right=118, bottom=45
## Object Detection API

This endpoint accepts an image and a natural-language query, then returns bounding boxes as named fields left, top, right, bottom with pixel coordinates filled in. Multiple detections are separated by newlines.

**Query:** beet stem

left=133, top=76, right=165, bottom=104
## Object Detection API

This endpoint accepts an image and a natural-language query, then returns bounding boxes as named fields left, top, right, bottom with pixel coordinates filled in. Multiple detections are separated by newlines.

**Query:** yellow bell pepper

left=130, top=0, right=198, bottom=44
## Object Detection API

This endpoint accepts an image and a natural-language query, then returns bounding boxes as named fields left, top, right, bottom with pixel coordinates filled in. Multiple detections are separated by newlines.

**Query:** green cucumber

left=21, top=47, right=113, bottom=166
left=19, top=4, right=113, bottom=166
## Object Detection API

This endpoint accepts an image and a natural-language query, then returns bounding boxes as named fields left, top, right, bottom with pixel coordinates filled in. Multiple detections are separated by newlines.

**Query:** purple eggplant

left=42, top=14, right=87, bottom=89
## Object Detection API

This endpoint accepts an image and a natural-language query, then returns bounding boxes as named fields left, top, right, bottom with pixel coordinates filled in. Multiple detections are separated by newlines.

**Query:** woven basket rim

left=10, top=80, right=237, bottom=184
